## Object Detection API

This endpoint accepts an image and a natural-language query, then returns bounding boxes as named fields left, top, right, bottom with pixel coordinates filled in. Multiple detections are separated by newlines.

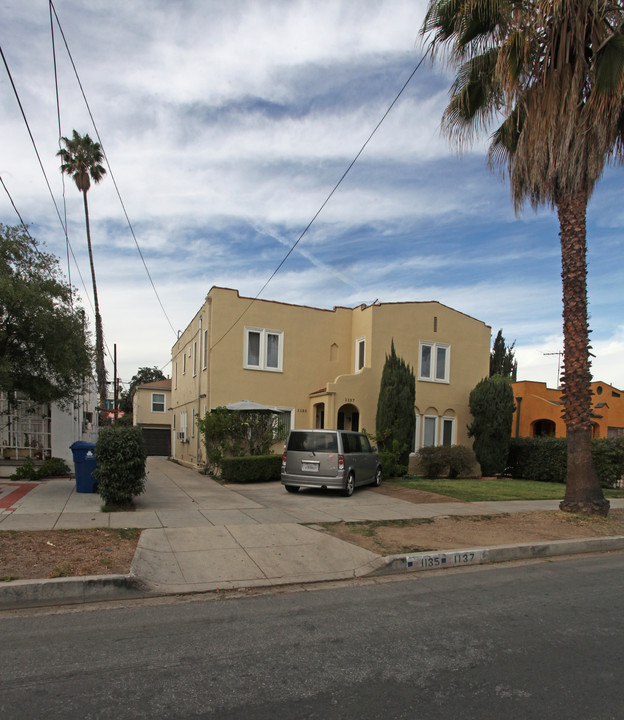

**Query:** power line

left=49, top=0, right=178, bottom=339
left=210, top=47, right=432, bottom=351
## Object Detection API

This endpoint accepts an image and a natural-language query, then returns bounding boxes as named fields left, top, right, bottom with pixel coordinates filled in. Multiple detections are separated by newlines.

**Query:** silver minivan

left=281, top=429, right=382, bottom=497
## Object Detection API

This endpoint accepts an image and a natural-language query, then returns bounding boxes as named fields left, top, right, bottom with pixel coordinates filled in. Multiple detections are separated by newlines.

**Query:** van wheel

left=285, top=485, right=299, bottom=493
left=342, top=472, right=355, bottom=497
left=373, top=467, right=382, bottom=487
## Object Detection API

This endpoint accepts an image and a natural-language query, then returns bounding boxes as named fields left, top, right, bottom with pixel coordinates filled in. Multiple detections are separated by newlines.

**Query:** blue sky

left=1, top=0, right=623, bottom=390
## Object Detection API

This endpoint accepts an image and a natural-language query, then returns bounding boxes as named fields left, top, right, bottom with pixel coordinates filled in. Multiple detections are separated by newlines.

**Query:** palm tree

left=58, top=130, right=108, bottom=408
left=421, top=0, right=624, bottom=515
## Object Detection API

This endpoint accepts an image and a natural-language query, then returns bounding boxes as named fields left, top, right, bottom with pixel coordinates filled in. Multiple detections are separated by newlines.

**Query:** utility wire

left=0, top=175, right=33, bottom=238
left=0, top=44, right=94, bottom=314
left=210, top=47, right=432, bottom=352
left=49, top=0, right=178, bottom=339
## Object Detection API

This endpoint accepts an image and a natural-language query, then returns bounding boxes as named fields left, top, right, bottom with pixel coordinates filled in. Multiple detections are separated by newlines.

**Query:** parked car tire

left=285, top=485, right=300, bottom=493
left=373, top=466, right=382, bottom=487
left=342, top=472, right=355, bottom=497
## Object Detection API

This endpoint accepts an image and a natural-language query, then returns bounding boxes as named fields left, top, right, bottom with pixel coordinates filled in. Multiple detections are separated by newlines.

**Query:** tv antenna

left=543, top=351, right=563, bottom=389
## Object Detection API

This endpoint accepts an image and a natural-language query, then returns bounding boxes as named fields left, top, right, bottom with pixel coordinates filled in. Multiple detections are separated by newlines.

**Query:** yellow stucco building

left=170, top=287, right=491, bottom=468
left=512, top=380, right=624, bottom=439
left=133, top=378, right=172, bottom=455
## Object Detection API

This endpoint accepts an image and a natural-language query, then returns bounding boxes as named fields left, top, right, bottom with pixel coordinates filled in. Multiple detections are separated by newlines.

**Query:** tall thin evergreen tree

left=375, top=341, right=416, bottom=465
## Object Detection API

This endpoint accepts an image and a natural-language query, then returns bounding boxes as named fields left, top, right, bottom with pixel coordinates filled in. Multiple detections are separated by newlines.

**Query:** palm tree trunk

left=557, top=192, right=609, bottom=516
left=82, top=190, right=108, bottom=408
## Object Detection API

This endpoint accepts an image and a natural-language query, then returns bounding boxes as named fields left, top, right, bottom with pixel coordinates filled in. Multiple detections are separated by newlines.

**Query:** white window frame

left=174, top=361, right=178, bottom=390
left=355, top=336, right=366, bottom=372
left=182, top=352, right=187, bottom=375
left=203, top=329, right=208, bottom=369
left=419, top=342, right=450, bottom=383
left=193, top=341, right=197, bottom=377
left=151, top=392, right=165, bottom=413
left=441, top=416, right=456, bottom=446
left=180, top=410, right=188, bottom=440
left=244, top=327, right=284, bottom=372
left=422, top=415, right=438, bottom=448
left=414, top=414, right=421, bottom=452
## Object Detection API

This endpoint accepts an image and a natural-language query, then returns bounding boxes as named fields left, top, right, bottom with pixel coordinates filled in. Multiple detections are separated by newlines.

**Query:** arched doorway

left=532, top=419, right=556, bottom=437
left=337, top=403, right=359, bottom=431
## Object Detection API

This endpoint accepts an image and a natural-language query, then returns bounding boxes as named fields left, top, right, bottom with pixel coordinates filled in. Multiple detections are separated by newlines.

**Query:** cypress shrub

left=94, top=426, right=147, bottom=506
left=468, top=375, right=516, bottom=476
left=375, top=341, right=415, bottom=466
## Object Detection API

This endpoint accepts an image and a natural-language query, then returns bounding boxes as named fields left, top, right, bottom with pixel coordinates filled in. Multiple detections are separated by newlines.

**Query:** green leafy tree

left=118, top=366, right=166, bottom=415
left=58, top=130, right=107, bottom=408
left=468, top=376, right=516, bottom=477
left=421, top=0, right=623, bottom=514
left=375, top=341, right=415, bottom=466
left=0, top=224, right=92, bottom=405
left=490, top=329, right=517, bottom=380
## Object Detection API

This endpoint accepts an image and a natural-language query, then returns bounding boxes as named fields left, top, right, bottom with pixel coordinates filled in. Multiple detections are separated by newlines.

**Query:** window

left=203, top=329, right=208, bottom=369
left=180, top=411, right=188, bottom=440
left=174, top=362, right=177, bottom=390
left=151, top=393, right=165, bottom=413
left=182, top=352, right=186, bottom=375
left=419, top=342, right=450, bottom=383
left=244, top=327, right=283, bottom=371
left=193, top=341, right=197, bottom=376
left=441, top=417, right=455, bottom=446
left=423, top=416, right=437, bottom=447
left=355, top=337, right=366, bottom=372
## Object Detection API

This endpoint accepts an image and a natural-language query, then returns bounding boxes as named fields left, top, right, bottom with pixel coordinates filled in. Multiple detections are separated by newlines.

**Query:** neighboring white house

left=0, top=382, right=99, bottom=476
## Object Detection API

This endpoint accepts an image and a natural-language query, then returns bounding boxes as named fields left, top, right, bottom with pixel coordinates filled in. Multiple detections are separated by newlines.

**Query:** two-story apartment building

left=170, top=287, right=491, bottom=469
left=132, top=378, right=172, bottom=456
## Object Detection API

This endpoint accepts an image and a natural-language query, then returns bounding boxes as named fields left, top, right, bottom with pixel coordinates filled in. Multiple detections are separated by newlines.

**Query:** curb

left=3, top=536, right=624, bottom=610
left=365, top=535, right=624, bottom=577
left=0, top=574, right=153, bottom=610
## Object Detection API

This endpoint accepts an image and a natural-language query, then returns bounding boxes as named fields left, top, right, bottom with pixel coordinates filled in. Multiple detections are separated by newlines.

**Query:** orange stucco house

left=511, top=380, right=624, bottom=439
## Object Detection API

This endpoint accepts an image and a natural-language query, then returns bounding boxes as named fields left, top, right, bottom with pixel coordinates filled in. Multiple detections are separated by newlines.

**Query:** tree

left=57, top=130, right=107, bottom=409
left=421, top=0, right=623, bottom=515
left=490, top=329, right=518, bottom=380
left=375, top=341, right=415, bottom=466
left=468, top=375, right=516, bottom=477
left=0, top=224, right=92, bottom=405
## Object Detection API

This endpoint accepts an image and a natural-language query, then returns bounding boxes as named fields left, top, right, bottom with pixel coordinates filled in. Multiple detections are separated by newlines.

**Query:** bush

left=10, top=456, right=71, bottom=481
left=379, top=450, right=408, bottom=479
left=417, top=445, right=477, bottom=479
left=37, top=456, right=71, bottom=478
left=9, top=457, right=38, bottom=481
left=468, top=375, right=515, bottom=476
left=507, top=436, right=624, bottom=487
left=221, top=455, right=282, bottom=483
left=94, top=426, right=147, bottom=506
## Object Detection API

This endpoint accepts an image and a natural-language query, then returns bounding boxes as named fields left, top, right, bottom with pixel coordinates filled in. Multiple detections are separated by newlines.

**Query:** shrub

left=417, top=445, right=477, bottom=479
left=375, top=341, right=415, bottom=467
left=37, top=457, right=71, bottom=478
left=379, top=450, right=408, bottom=479
left=94, top=426, right=147, bottom=506
left=221, top=455, right=282, bottom=483
left=507, top=436, right=624, bottom=487
left=9, top=457, right=38, bottom=481
left=468, top=375, right=516, bottom=476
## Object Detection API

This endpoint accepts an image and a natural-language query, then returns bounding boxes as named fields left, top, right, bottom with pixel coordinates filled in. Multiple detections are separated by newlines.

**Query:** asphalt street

left=2, top=552, right=623, bottom=719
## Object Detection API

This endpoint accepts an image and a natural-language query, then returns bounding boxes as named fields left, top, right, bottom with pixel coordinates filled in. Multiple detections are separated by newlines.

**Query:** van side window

left=358, top=435, right=372, bottom=453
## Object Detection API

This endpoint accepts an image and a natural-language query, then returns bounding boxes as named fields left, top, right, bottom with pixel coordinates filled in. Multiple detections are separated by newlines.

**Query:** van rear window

left=287, top=432, right=338, bottom=453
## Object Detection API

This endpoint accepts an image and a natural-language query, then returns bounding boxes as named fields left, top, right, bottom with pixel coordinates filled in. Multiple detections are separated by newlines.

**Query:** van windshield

left=287, top=432, right=338, bottom=453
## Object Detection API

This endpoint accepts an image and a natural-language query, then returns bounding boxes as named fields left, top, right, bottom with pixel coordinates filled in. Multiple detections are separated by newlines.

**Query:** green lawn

left=394, top=477, right=624, bottom=502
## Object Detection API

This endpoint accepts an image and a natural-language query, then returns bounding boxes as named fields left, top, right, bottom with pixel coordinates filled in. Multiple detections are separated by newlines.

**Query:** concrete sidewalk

left=1, top=457, right=623, bottom=608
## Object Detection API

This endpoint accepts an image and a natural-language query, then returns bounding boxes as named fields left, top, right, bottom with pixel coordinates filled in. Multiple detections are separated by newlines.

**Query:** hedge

left=221, top=454, right=282, bottom=483
left=94, top=426, right=147, bottom=505
left=507, top=436, right=624, bottom=487
left=417, top=445, right=478, bottom=479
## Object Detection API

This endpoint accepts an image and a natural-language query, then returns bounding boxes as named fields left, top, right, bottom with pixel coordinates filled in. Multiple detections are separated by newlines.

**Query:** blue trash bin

left=70, top=441, right=97, bottom=493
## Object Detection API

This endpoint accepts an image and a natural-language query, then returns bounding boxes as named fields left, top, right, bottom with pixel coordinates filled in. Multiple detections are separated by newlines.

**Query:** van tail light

left=338, top=454, right=344, bottom=471
left=282, top=451, right=287, bottom=467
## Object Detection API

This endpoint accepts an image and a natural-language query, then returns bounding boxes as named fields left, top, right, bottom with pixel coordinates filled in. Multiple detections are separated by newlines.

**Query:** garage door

left=142, top=428, right=171, bottom=456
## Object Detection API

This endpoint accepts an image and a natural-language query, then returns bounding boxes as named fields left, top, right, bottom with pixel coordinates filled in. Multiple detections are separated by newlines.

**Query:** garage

left=141, top=428, right=171, bottom=456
